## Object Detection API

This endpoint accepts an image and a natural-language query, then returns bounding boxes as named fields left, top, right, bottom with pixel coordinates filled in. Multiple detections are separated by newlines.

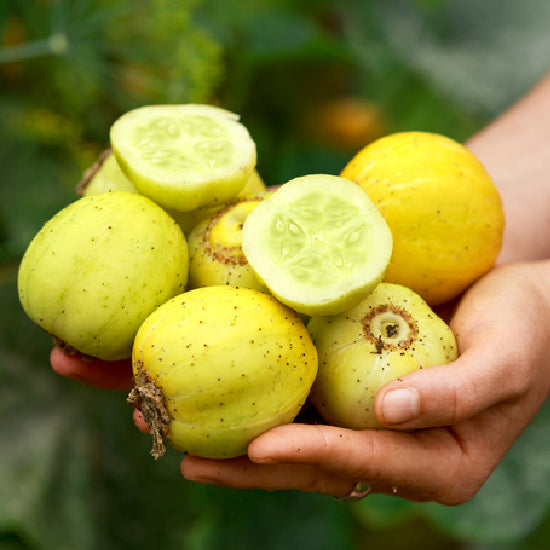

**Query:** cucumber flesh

left=241, top=174, right=393, bottom=316
left=110, top=104, right=256, bottom=211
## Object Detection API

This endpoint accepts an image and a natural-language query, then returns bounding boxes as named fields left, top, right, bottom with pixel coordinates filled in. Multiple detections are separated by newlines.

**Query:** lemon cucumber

left=130, top=286, right=318, bottom=459
left=18, top=192, right=188, bottom=360
left=341, top=131, right=504, bottom=305
left=241, top=174, right=393, bottom=316
left=79, top=149, right=137, bottom=196
left=188, top=197, right=268, bottom=292
left=168, top=168, right=267, bottom=236
left=110, top=104, right=256, bottom=211
left=308, top=282, right=458, bottom=429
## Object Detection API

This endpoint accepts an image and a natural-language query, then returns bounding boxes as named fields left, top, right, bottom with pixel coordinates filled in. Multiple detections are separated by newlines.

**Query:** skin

left=50, top=70, right=550, bottom=504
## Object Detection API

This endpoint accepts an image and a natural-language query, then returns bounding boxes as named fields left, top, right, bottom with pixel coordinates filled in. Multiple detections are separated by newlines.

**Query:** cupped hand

left=50, top=343, right=151, bottom=439
left=180, top=261, right=550, bottom=504
left=50, top=346, right=133, bottom=391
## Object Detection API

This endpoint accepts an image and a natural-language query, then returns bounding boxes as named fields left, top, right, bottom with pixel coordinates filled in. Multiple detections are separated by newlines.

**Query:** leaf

left=423, top=399, right=550, bottom=545
left=366, top=0, right=550, bottom=117
left=0, top=117, right=77, bottom=264
left=196, top=488, right=355, bottom=550
left=351, top=492, right=418, bottom=531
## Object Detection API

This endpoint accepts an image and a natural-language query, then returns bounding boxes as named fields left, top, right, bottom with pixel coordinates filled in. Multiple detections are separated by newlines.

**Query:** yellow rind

left=18, top=192, right=188, bottom=360
left=341, top=131, right=505, bottom=305
left=132, top=286, right=318, bottom=458
left=187, top=197, right=268, bottom=292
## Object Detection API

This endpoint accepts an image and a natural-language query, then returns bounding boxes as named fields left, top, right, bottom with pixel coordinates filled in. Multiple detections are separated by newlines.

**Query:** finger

left=247, top=423, right=496, bottom=504
left=133, top=408, right=150, bottom=433
left=50, top=347, right=134, bottom=390
left=180, top=454, right=355, bottom=498
left=374, top=277, right=547, bottom=429
left=373, top=343, right=517, bottom=429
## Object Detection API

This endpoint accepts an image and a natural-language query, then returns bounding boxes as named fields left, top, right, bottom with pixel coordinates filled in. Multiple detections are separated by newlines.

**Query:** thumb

left=374, top=337, right=525, bottom=429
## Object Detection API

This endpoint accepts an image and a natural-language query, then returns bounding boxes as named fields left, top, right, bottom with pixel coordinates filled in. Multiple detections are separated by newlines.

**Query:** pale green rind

left=307, top=282, right=458, bottom=429
left=17, top=192, right=188, bottom=360
left=110, top=104, right=257, bottom=211
left=166, top=168, right=267, bottom=236
left=167, top=204, right=223, bottom=237
left=81, top=150, right=138, bottom=196
left=241, top=174, right=393, bottom=316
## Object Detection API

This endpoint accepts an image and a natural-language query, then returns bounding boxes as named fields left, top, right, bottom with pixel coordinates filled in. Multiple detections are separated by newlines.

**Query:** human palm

left=50, top=261, right=550, bottom=504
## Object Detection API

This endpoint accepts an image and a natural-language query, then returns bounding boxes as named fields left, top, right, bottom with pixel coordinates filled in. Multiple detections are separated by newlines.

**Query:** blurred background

left=2, top=1, right=550, bottom=549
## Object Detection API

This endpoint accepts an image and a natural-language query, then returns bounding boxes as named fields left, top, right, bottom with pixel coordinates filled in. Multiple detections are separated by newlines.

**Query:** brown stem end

left=127, top=365, right=169, bottom=460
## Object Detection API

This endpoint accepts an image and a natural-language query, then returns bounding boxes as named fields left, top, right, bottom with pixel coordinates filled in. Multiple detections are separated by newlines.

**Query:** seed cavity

left=266, top=193, right=368, bottom=285
left=362, top=305, right=417, bottom=351
left=131, top=114, right=232, bottom=172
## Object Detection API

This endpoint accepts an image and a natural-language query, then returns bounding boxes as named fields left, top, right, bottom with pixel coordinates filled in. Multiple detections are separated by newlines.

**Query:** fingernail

left=248, top=455, right=274, bottom=464
left=382, top=388, right=420, bottom=424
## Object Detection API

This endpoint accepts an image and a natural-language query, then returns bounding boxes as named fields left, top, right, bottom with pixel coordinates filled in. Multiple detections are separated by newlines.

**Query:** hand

left=50, top=346, right=133, bottom=391
left=180, top=261, right=550, bottom=504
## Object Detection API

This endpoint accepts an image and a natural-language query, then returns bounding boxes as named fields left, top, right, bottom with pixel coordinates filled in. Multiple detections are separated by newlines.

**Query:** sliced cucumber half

left=110, top=104, right=256, bottom=211
left=241, top=174, right=393, bottom=316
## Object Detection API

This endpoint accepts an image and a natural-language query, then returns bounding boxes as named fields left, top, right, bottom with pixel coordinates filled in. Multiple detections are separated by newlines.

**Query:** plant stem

left=0, top=33, right=69, bottom=64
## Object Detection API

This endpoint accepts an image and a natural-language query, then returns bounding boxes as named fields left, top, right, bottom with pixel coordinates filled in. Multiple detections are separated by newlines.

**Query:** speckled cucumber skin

left=341, top=132, right=504, bottom=305
left=308, top=283, right=457, bottom=429
left=132, top=285, right=318, bottom=459
left=79, top=149, right=138, bottom=196
left=168, top=168, right=267, bottom=236
left=17, top=192, right=188, bottom=360
left=187, top=197, right=269, bottom=292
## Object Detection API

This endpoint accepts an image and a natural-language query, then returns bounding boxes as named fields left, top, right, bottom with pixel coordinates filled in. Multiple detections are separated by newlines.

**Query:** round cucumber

left=187, top=197, right=269, bottom=292
left=78, top=149, right=138, bottom=196
left=241, top=174, right=393, bottom=316
left=307, top=282, right=458, bottom=429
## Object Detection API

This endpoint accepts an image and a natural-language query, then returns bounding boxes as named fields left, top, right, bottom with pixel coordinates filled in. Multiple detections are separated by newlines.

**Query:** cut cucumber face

left=110, top=104, right=256, bottom=211
left=241, top=174, right=393, bottom=316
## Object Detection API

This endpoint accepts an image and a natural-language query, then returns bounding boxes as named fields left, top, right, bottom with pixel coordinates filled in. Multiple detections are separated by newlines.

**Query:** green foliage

left=0, top=277, right=355, bottom=550
left=3, top=0, right=223, bottom=115
left=3, top=1, right=550, bottom=549
left=352, top=399, right=550, bottom=549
